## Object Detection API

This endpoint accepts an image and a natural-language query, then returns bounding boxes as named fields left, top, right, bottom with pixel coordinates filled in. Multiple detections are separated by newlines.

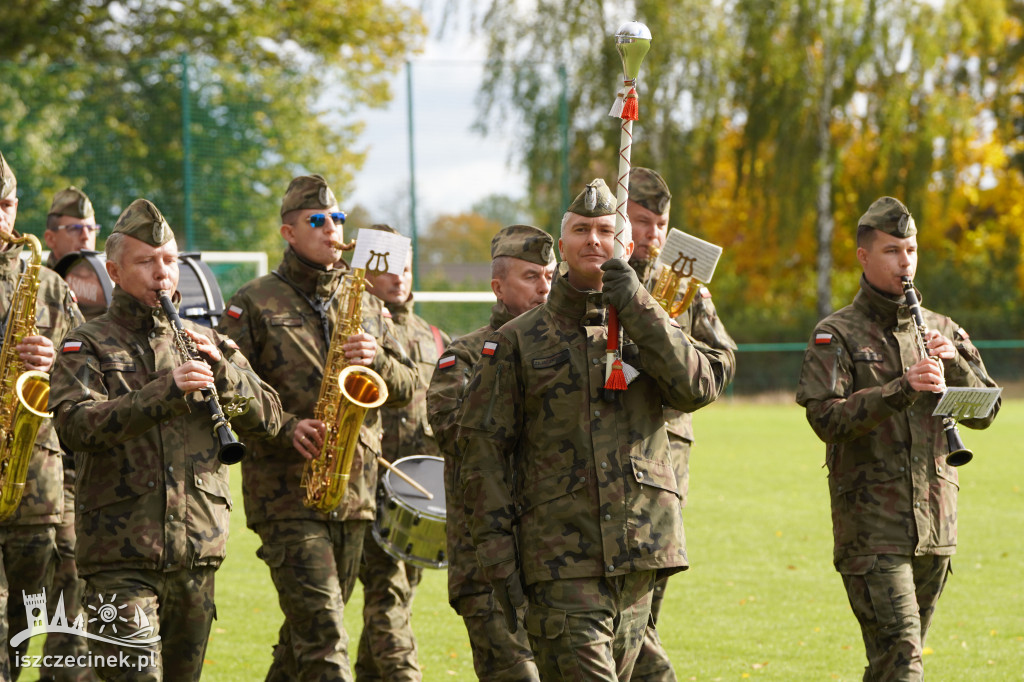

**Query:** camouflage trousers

left=41, top=468, right=97, bottom=682
left=838, top=554, right=951, bottom=682
left=354, top=523, right=421, bottom=681
left=524, top=570, right=656, bottom=681
left=0, top=523, right=57, bottom=682
left=455, top=592, right=538, bottom=682
left=631, top=577, right=677, bottom=682
left=81, top=567, right=217, bottom=682
left=256, top=519, right=368, bottom=682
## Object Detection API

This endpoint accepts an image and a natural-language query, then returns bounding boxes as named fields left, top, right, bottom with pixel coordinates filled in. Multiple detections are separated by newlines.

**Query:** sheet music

left=933, top=387, right=1002, bottom=420
left=351, top=229, right=411, bottom=275
left=656, top=228, right=723, bottom=283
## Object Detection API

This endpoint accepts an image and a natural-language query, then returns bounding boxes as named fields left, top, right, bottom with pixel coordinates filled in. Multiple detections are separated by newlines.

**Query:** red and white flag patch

left=382, top=307, right=392, bottom=318
left=62, top=340, right=83, bottom=353
left=700, top=286, right=712, bottom=299
left=68, top=289, right=78, bottom=303
left=224, top=338, right=240, bottom=350
left=438, top=355, right=456, bottom=370
left=956, top=327, right=970, bottom=341
left=226, top=305, right=243, bottom=320
left=482, top=341, right=498, bottom=356
left=814, top=333, right=833, bottom=345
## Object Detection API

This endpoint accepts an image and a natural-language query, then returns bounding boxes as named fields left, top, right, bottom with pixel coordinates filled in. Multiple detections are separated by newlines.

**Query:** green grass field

left=21, top=398, right=1024, bottom=680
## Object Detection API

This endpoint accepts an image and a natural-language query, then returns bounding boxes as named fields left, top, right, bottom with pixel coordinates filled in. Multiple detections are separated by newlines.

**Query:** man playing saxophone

left=796, top=196, right=1001, bottom=681
left=48, top=199, right=282, bottom=681
left=216, top=174, right=417, bottom=681
left=0, top=150, right=84, bottom=681
left=626, top=167, right=737, bottom=682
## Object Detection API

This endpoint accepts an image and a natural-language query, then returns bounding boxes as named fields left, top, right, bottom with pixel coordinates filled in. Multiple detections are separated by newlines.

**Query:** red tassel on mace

left=621, top=87, right=639, bottom=121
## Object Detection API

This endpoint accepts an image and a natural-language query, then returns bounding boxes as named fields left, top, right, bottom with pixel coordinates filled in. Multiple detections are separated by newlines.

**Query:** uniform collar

left=852, top=274, right=918, bottom=326
left=108, top=287, right=171, bottom=333
left=546, top=272, right=606, bottom=325
left=385, top=295, right=414, bottom=322
left=489, top=301, right=514, bottom=329
left=277, top=246, right=344, bottom=299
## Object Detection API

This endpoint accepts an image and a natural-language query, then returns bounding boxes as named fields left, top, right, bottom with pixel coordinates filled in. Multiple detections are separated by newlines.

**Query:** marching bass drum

left=373, top=455, right=447, bottom=570
left=54, top=250, right=226, bottom=327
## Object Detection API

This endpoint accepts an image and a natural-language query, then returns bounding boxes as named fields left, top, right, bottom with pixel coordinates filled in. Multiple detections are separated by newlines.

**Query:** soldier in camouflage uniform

left=43, top=187, right=100, bottom=271
left=626, top=167, right=737, bottom=682
left=457, top=179, right=733, bottom=680
left=796, top=196, right=1001, bottom=682
left=427, top=224, right=556, bottom=681
left=353, top=223, right=450, bottom=682
left=216, top=175, right=417, bottom=682
left=40, top=186, right=101, bottom=682
left=49, top=198, right=282, bottom=681
left=0, top=151, right=84, bottom=681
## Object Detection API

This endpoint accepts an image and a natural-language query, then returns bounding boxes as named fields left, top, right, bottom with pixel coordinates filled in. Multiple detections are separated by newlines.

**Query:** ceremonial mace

left=604, top=21, right=652, bottom=392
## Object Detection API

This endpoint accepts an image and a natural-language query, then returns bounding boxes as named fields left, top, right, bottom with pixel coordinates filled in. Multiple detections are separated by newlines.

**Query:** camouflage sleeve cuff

left=881, top=375, right=918, bottom=411
left=476, top=538, right=517, bottom=579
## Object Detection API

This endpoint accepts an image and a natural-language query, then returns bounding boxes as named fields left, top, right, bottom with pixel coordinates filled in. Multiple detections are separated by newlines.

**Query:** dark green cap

left=281, top=174, right=337, bottom=218
left=858, top=196, right=916, bottom=238
left=567, top=178, right=616, bottom=217
left=112, top=198, right=173, bottom=246
left=49, top=186, right=94, bottom=220
left=491, top=224, right=555, bottom=266
left=628, top=167, right=671, bottom=215
left=0, top=151, right=15, bottom=201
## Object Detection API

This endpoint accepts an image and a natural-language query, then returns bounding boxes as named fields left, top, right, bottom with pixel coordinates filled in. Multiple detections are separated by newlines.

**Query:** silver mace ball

left=615, top=21, right=652, bottom=83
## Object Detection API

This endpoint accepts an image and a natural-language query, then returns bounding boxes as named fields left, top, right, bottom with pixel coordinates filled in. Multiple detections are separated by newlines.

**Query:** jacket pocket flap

left=521, top=471, right=588, bottom=512
left=99, top=351, right=135, bottom=372
left=630, top=455, right=678, bottom=495
left=269, top=314, right=303, bottom=327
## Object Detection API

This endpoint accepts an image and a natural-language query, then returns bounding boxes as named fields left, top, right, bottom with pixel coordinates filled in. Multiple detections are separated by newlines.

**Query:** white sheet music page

left=351, top=229, right=411, bottom=275
left=656, top=228, right=723, bottom=283
left=933, top=387, right=1002, bottom=420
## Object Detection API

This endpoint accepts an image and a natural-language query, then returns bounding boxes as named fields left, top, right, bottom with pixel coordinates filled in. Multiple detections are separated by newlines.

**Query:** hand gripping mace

left=604, top=21, right=652, bottom=392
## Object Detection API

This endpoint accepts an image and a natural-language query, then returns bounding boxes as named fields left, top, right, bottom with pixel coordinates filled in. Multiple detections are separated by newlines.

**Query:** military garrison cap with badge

left=49, top=186, right=94, bottom=220
left=0, top=150, right=15, bottom=200
left=859, top=196, right=917, bottom=238
left=112, top=198, right=172, bottom=246
left=567, top=178, right=616, bottom=217
left=628, top=167, right=671, bottom=215
left=491, top=224, right=555, bottom=266
left=281, top=174, right=337, bottom=217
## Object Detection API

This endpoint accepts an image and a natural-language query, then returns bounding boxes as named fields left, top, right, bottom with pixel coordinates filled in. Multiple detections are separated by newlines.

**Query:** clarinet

left=900, top=277, right=973, bottom=467
left=159, top=292, right=247, bottom=465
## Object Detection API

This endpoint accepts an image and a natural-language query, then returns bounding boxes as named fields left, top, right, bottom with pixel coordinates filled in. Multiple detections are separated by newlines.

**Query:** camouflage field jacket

left=217, top=248, right=417, bottom=526
left=458, top=274, right=732, bottom=586
left=0, top=238, right=82, bottom=526
left=796, top=277, right=1000, bottom=565
left=49, top=288, right=282, bottom=576
left=379, top=296, right=449, bottom=463
left=427, top=302, right=513, bottom=610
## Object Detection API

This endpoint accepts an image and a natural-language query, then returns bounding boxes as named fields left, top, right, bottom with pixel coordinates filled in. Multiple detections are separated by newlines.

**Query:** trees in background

left=469, top=0, right=1024, bottom=340
left=0, top=1, right=425, bottom=253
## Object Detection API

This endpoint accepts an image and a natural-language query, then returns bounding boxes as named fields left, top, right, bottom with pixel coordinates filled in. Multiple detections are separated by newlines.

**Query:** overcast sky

left=345, top=22, right=527, bottom=233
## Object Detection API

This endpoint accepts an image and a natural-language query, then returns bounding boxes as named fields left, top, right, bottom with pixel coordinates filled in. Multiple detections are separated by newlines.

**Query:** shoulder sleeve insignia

left=223, top=337, right=240, bottom=350
left=68, top=289, right=78, bottom=303
left=700, top=286, right=711, bottom=299
left=956, top=327, right=970, bottom=341
left=482, top=340, right=498, bottom=356
left=814, top=332, right=833, bottom=345
left=226, top=304, right=244, bottom=320
left=382, top=307, right=392, bottom=319
left=438, top=354, right=456, bottom=369
left=62, top=340, right=83, bottom=353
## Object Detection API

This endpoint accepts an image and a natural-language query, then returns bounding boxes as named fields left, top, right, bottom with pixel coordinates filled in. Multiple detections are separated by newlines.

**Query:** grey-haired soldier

left=626, top=167, right=737, bottom=681
left=796, top=196, right=1000, bottom=681
left=50, top=198, right=282, bottom=681
left=457, top=179, right=732, bottom=679
left=427, top=223, right=556, bottom=681
left=0, top=151, right=84, bottom=682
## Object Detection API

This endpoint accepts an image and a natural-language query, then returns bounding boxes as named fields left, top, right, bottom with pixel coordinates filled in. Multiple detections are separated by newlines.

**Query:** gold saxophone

left=646, top=245, right=701, bottom=317
left=302, top=255, right=388, bottom=512
left=0, top=232, right=52, bottom=521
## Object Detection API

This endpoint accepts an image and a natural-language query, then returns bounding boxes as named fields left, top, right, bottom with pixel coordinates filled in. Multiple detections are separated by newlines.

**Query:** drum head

left=384, top=455, right=446, bottom=517
left=54, top=250, right=111, bottom=321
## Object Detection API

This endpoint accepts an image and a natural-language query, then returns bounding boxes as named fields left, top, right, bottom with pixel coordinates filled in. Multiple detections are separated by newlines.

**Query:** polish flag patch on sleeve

left=226, top=305, right=243, bottom=320
left=814, top=332, right=833, bottom=345
left=68, top=289, right=78, bottom=303
left=482, top=341, right=498, bottom=356
left=224, top=337, right=240, bottom=350
left=956, top=327, right=970, bottom=341
left=438, top=355, right=456, bottom=370
left=62, top=340, right=83, bottom=353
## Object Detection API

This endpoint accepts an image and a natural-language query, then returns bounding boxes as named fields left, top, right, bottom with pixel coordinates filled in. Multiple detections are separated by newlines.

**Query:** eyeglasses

left=307, top=212, right=346, bottom=229
left=53, top=223, right=101, bottom=235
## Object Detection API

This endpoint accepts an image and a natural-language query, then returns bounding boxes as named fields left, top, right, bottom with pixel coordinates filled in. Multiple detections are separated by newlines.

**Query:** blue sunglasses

left=307, top=212, right=346, bottom=229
